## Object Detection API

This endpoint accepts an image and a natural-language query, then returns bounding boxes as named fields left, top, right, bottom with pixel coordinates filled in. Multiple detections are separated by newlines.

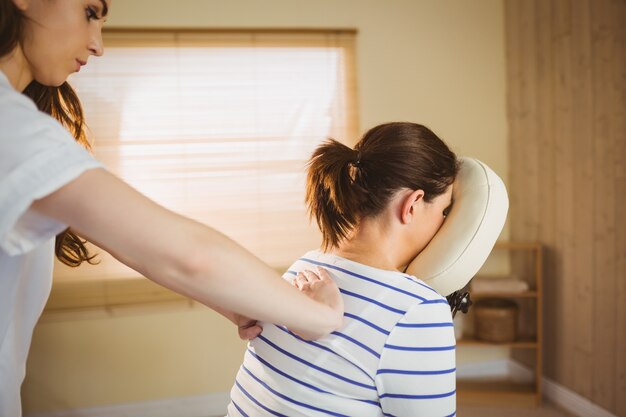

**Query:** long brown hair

left=2, top=0, right=97, bottom=266
left=306, top=122, right=459, bottom=250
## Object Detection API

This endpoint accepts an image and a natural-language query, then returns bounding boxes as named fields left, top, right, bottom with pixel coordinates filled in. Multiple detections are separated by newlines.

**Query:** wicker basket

left=474, top=298, right=518, bottom=343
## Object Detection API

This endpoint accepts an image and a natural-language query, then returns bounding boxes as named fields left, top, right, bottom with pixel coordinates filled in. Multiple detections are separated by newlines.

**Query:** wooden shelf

left=457, top=336, right=538, bottom=348
left=456, top=241, right=543, bottom=406
left=458, top=379, right=540, bottom=407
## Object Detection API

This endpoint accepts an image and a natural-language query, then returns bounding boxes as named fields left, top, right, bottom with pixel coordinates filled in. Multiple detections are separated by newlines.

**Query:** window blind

left=54, top=29, right=358, bottom=281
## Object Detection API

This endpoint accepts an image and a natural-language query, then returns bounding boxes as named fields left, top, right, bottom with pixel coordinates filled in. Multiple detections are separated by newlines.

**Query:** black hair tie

left=353, top=149, right=362, bottom=167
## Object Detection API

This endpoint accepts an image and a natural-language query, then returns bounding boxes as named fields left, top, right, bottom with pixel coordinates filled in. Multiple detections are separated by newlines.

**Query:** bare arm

left=210, top=304, right=263, bottom=341
left=32, top=168, right=343, bottom=339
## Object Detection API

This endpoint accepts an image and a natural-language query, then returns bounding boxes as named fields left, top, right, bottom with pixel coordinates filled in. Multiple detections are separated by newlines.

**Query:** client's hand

left=292, top=267, right=344, bottom=340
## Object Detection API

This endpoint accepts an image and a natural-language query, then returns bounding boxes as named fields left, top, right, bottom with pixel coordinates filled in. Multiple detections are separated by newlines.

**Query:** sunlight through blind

left=55, top=30, right=358, bottom=281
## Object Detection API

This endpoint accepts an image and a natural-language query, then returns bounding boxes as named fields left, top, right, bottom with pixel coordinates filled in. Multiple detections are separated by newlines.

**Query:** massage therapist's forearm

left=32, top=168, right=341, bottom=338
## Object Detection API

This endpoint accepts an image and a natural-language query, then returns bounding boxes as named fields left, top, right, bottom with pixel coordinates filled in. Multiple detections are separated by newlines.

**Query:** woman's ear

left=400, top=189, right=425, bottom=224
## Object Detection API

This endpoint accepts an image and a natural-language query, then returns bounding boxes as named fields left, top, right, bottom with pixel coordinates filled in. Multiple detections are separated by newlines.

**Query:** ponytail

left=306, top=139, right=366, bottom=250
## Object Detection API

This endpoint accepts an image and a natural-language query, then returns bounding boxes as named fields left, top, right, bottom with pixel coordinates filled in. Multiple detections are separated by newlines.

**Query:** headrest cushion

left=405, top=157, right=509, bottom=295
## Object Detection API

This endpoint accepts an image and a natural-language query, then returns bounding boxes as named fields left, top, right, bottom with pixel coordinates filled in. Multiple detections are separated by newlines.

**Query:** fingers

left=314, top=267, right=332, bottom=282
left=295, top=270, right=314, bottom=291
left=290, top=266, right=343, bottom=340
left=295, top=267, right=326, bottom=291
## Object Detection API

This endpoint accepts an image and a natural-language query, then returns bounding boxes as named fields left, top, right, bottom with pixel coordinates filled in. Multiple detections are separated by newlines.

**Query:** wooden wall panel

left=570, top=0, right=594, bottom=400
left=611, top=1, right=626, bottom=416
left=506, top=0, right=536, bottom=371
left=506, top=2, right=532, bottom=372
left=608, top=1, right=626, bottom=415
left=505, top=0, right=626, bottom=414
left=554, top=0, right=579, bottom=390
left=590, top=2, right=618, bottom=411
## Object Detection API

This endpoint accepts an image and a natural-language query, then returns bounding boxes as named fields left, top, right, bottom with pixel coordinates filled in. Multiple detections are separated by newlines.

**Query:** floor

left=458, top=402, right=577, bottom=417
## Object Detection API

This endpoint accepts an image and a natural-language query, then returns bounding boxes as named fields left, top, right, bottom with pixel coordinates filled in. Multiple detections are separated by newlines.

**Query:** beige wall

left=22, top=0, right=508, bottom=413
left=24, top=302, right=244, bottom=411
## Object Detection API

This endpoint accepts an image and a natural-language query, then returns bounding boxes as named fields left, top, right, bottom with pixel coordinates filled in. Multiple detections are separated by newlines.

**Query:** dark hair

left=1, top=0, right=97, bottom=267
left=0, top=0, right=21, bottom=58
left=306, top=122, right=459, bottom=250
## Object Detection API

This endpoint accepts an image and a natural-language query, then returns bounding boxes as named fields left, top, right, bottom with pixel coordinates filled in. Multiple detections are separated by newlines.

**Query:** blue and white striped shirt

left=227, top=250, right=456, bottom=417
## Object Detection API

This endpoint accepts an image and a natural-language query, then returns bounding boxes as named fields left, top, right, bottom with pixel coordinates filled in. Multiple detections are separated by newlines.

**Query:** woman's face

left=18, top=0, right=109, bottom=86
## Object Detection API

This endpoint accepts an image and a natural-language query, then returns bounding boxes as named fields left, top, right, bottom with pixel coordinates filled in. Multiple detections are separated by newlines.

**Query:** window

left=54, top=29, right=358, bottom=281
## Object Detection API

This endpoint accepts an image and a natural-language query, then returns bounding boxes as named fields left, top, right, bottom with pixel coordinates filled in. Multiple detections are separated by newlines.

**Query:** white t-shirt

left=0, top=71, right=102, bottom=417
left=228, top=250, right=457, bottom=417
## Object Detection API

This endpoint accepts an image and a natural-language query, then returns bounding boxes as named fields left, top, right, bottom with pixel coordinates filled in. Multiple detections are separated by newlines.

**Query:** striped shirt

left=227, top=250, right=456, bottom=417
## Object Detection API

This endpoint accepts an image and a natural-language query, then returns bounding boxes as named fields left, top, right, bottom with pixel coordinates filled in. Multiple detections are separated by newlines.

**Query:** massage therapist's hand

left=292, top=267, right=344, bottom=340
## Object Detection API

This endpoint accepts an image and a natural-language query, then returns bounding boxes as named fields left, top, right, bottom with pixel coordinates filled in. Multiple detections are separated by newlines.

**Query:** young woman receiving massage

left=228, top=122, right=461, bottom=417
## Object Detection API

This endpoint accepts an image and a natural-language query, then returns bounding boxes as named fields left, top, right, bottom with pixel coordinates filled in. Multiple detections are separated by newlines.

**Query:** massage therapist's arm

left=32, top=168, right=343, bottom=339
